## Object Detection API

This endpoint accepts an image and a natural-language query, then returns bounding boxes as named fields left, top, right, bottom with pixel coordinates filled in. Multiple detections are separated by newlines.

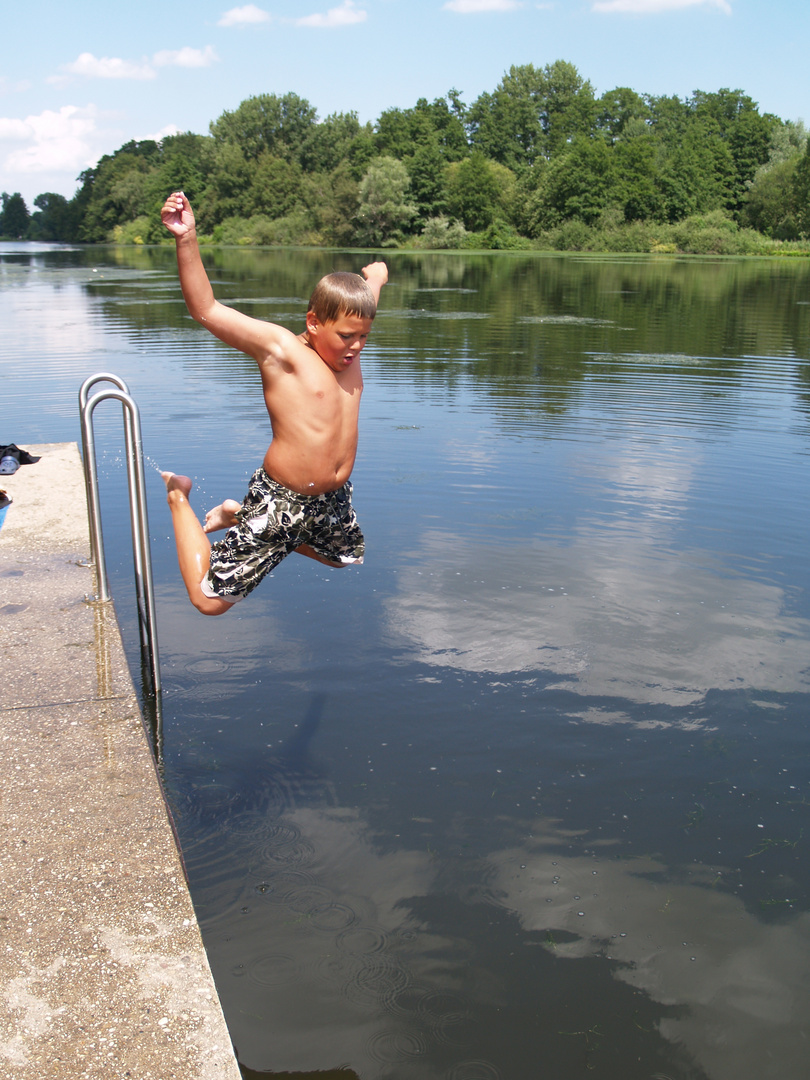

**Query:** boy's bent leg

left=204, top=499, right=241, bottom=534
left=294, top=483, right=364, bottom=569
left=162, top=473, right=236, bottom=616
left=294, top=543, right=345, bottom=567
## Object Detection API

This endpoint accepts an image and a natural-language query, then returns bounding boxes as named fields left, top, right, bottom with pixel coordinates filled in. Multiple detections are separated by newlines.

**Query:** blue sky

left=2, top=0, right=808, bottom=209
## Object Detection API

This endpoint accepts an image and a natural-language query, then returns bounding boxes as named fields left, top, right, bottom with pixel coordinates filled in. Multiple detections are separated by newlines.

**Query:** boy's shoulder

left=251, top=321, right=307, bottom=362
left=256, top=326, right=328, bottom=382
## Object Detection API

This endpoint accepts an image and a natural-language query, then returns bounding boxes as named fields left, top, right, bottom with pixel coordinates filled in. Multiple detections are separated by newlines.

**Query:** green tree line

left=3, top=60, right=810, bottom=253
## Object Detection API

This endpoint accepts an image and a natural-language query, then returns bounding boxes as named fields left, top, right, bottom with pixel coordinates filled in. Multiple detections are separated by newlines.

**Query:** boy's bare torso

left=258, top=328, right=363, bottom=496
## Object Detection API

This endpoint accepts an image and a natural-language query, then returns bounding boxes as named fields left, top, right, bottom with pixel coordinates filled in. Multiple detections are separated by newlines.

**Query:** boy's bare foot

left=204, top=499, right=241, bottom=534
left=161, top=471, right=193, bottom=499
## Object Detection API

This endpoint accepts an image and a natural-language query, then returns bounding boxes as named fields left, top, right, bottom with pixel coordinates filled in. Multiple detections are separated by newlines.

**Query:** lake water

left=2, top=241, right=810, bottom=1080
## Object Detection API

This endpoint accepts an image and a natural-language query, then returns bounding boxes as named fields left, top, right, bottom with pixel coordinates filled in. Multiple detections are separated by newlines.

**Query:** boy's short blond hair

left=308, top=272, right=377, bottom=324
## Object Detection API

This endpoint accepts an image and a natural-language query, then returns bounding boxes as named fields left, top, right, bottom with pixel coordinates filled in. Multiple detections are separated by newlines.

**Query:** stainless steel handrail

left=79, top=374, right=161, bottom=700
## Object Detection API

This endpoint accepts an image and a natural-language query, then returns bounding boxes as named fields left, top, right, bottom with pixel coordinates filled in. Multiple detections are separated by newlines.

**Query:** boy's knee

left=190, top=591, right=236, bottom=616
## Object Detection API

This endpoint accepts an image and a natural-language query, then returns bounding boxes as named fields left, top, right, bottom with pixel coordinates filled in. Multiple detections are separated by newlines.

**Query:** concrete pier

left=0, top=444, right=242, bottom=1079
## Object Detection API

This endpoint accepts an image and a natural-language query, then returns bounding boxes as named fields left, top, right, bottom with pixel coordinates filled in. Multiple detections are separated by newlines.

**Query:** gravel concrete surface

left=0, top=444, right=241, bottom=1080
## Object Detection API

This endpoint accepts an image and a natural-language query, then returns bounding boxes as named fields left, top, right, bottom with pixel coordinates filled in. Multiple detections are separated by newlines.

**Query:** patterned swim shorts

left=202, top=468, right=365, bottom=603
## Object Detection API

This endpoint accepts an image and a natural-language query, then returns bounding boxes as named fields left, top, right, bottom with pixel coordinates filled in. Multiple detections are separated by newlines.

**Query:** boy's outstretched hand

left=361, top=261, right=388, bottom=286
left=361, top=261, right=388, bottom=305
left=161, top=191, right=196, bottom=239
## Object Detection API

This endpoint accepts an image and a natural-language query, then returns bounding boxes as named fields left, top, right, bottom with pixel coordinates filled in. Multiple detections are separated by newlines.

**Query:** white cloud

left=218, top=3, right=271, bottom=25
left=0, top=76, right=33, bottom=96
left=58, top=53, right=156, bottom=81
left=137, top=123, right=181, bottom=143
left=295, top=1, right=367, bottom=27
left=49, top=47, right=219, bottom=87
left=488, top=832, right=810, bottom=1080
left=382, top=435, right=810, bottom=714
left=593, top=0, right=731, bottom=13
left=0, top=105, right=101, bottom=176
left=0, top=117, right=31, bottom=141
left=152, top=46, right=219, bottom=68
left=444, top=0, right=523, bottom=11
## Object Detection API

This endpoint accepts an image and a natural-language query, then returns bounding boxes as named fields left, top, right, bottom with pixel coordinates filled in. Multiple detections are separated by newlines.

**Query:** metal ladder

left=79, top=374, right=162, bottom=706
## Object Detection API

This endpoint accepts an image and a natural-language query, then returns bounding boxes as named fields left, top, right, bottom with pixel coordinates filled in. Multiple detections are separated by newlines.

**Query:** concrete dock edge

left=0, top=444, right=242, bottom=1079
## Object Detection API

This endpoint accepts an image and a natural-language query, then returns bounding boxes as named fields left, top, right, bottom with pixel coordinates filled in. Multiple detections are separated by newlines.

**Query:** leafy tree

left=526, top=137, right=616, bottom=232
left=246, top=154, right=304, bottom=219
left=424, top=95, right=469, bottom=161
left=76, top=141, right=162, bottom=240
left=203, top=142, right=254, bottom=225
left=542, top=60, right=598, bottom=156
left=375, top=95, right=469, bottom=163
left=302, top=162, right=360, bottom=245
left=354, top=156, right=417, bottom=245
left=511, top=161, right=548, bottom=235
left=613, top=133, right=661, bottom=221
left=741, top=118, right=807, bottom=238
left=469, top=61, right=596, bottom=169
left=659, top=89, right=776, bottom=215
left=793, top=138, right=810, bottom=237
left=725, top=109, right=778, bottom=210
left=688, top=89, right=777, bottom=210
left=71, top=133, right=215, bottom=243
left=657, top=116, right=735, bottom=221
left=0, top=192, right=30, bottom=238
left=467, top=65, right=546, bottom=169
left=407, top=142, right=449, bottom=226
left=646, top=93, right=690, bottom=141
left=416, top=215, right=468, bottom=249
left=762, top=119, right=808, bottom=167
left=742, top=158, right=800, bottom=238
left=446, top=152, right=513, bottom=231
left=375, top=105, right=429, bottom=159
left=209, top=93, right=317, bottom=162
left=28, top=193, right=73, bottom=240
left=300, top=112, right=366, bottom=173
left=18, top=70, right=809, bottom=249
left=727, top=110, right=776, bottom=171
left=689, top=88, right=760, bottom=134
left=597, top=87, right=651, bottom=143
left=153, top=132, right=214, bottom=205
left=346, top=128, right=378, bottom=180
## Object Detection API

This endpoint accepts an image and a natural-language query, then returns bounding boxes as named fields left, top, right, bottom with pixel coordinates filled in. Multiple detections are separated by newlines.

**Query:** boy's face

left=306, top=312, right=374, bottom=373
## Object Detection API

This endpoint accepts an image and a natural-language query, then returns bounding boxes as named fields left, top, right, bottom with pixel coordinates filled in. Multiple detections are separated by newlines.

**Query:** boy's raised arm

left=161, top=192, right=291, bottom=361
left=361, top=261, right=389, bottom=308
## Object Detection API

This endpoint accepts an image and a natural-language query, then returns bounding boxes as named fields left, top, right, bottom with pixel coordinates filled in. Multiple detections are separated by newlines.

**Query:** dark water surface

left=3, top=241, right=810, bottom=1080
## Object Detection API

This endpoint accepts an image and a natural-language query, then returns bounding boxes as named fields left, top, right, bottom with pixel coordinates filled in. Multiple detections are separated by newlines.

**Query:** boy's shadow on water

left=257, top=690, right=343, bottom=821
left=264, top=691, right=337, bottom=812
left=184, top=691, right=336, bottom=820
left=170, top=691, right=340, bottom=891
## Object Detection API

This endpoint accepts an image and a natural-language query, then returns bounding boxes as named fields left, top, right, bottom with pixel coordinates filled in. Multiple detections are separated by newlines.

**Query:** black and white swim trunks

left=202, top=468, right=364, bottom=603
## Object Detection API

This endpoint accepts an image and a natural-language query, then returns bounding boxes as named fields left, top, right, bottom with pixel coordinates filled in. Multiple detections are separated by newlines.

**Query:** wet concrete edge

left=0, top=444, right=243, bottom=1079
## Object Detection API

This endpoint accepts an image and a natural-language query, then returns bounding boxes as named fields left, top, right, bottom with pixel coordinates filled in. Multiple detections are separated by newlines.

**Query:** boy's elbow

left=188, top=300, right=217, bottom=327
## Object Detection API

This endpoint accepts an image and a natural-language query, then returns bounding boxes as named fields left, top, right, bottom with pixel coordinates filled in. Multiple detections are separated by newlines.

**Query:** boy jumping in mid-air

left=159, top=191, right=388, bottom=616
